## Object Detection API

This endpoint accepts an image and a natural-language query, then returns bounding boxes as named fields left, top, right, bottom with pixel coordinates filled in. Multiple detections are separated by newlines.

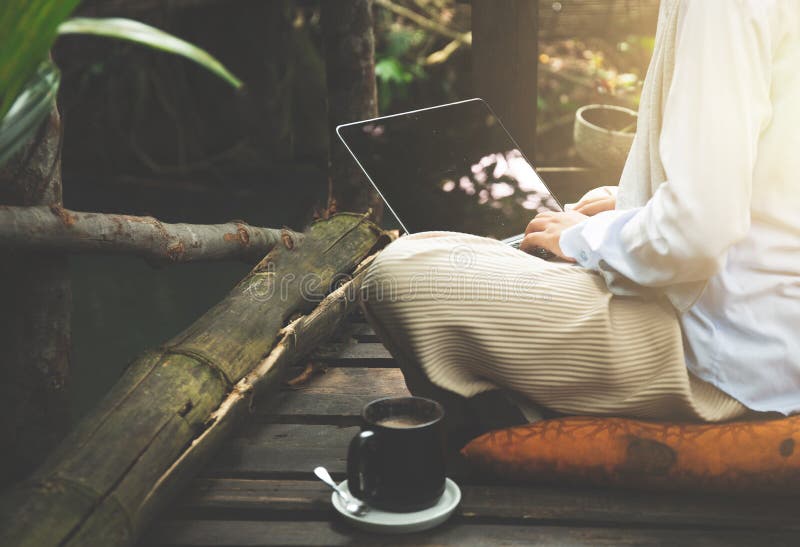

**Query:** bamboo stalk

left=137, top=254, right=380, bottom=530
left=0, top=205, right=302, bottom=264
left=0, top=213, right=387, bottom=547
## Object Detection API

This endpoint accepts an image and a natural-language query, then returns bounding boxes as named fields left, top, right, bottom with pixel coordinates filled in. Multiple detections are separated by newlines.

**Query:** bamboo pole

left=0, top=205, right=302, bottom=265
left=138, top=254, right=381, bottom=533
left=0, top=213, right=387, bottom=547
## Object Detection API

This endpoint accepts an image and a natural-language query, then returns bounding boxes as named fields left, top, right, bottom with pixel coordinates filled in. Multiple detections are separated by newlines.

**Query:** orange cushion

left=460, top=415, right=800, bottom=493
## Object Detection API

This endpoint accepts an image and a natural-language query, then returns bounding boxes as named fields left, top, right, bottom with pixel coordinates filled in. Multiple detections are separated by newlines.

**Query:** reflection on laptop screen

left=337, top=98, right=561, bottom=241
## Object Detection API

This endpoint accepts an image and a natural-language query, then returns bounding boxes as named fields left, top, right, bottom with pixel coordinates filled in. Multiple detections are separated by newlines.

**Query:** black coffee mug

left=347, top=396, right=446, bottom=512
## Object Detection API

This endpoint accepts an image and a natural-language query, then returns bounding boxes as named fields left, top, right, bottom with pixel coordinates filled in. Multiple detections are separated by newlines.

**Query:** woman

left=362, top=0, right=800, bottom=436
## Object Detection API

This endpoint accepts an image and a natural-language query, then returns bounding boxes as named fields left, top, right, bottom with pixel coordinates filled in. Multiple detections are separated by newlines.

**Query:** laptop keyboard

left=504, top=234, right=524, bottom=249
left=505, top=235, right=554, bottom=259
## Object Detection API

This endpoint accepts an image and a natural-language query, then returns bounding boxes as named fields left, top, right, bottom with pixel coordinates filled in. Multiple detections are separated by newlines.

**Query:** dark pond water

left=68, top=255, right=250, bottom=420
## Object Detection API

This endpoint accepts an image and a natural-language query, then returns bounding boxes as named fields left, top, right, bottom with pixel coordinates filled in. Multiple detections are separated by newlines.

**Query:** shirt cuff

left=559, top=219, right=597, bottom=268
left=559, top=208, right=640, bottom=271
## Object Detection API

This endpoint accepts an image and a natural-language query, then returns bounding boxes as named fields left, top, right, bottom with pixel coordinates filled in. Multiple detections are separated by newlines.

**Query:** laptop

left=336, top=98, right=563, bottom=253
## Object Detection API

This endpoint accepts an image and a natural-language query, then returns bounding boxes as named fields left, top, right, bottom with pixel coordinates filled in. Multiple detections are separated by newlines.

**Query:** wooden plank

left=178, top=479, right=800, bottom=532
left=348, top=321, right=379, bottom=343
left=205, top=424, right=357, bottom=477
left=262, top=368, right=409, bottom=420
left=147, top=519, right=799, bottom=546
left=472, top=0, right=538, bottom=159
left=205, top=423, right=468, bottom=479
left=316, top=341, right=394, bottom=366
left=180, top=479, right=330, bottom=515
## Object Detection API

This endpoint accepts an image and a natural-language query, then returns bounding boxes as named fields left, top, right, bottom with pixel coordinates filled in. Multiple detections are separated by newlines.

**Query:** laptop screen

left=337, top=98, right=561, bottom=241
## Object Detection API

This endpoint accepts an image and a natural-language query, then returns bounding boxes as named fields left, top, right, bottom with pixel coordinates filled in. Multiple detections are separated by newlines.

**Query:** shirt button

left=579, top=250, right=588, bottom=261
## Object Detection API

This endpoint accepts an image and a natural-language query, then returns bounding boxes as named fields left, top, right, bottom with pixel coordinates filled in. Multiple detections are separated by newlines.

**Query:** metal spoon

left=313, top=466, right=368, bottom=516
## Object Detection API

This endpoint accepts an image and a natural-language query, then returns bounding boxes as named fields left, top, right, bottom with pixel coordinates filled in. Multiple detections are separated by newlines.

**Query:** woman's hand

left=521, top=211, right=588, bottom=260
left=567, top=186, right=617, bottom=216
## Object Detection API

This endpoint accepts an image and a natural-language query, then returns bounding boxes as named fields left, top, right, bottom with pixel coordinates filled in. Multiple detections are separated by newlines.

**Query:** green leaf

left=0, top=61, right=60, bottom=166
left=375, top=57, right=408, bottom=84
left=0, top=0, right=81, bottom=121
left=385, top=27, right=423, bottom=59
left=57, top=18, right=243, bottom=89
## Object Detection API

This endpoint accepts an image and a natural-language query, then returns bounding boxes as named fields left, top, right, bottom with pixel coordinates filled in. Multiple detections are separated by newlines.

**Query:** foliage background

left=54, top=0, right=657, bottom=226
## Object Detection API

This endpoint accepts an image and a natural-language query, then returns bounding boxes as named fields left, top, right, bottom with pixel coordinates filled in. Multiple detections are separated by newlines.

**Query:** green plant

left=58, top=18, right=242, bottom=90
left=0, top=0, right=81, bottom=121
left=0, top=0, right=243, bottom=165
left=375, top=25, right=427, bottom=111
left=372, top=0, right=471, bottom=114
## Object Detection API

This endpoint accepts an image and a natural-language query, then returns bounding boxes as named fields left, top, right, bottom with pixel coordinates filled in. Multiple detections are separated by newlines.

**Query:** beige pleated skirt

left=361, top=232, right=750, bottom=423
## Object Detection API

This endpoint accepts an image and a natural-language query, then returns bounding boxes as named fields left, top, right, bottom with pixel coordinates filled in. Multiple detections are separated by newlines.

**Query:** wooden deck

left=143, top=315, right=800, bottom=546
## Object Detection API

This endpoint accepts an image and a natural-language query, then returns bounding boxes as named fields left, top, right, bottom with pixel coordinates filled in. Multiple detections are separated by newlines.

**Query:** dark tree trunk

left=0, top=107, right=71, bottom=488
left=321, top=0, right=383, bottom=222
left=472, top=0, right=539, bottom=160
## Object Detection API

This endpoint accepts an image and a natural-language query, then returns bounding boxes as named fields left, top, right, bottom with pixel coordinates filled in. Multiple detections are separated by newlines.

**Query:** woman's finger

left=574, top=196, right=615, bottom=216
left=575, top=192, right=614, bottom=210
left=575, top=194, right=604, bottom=207
left=519, top=231, right=545, bottom=253
left=525, top=215, right=551, bottom=235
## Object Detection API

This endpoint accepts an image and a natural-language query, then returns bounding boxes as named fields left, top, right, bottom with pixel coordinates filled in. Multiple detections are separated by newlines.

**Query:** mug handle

left=347, top=430, right=378, bottom=500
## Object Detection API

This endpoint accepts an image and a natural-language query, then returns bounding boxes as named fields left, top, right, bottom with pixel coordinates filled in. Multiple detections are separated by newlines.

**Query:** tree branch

left=0, top=205, right=302, bottom=265
left=424, top=38, right=464, bottom=65
left=374, top=0, right=472, bottom=45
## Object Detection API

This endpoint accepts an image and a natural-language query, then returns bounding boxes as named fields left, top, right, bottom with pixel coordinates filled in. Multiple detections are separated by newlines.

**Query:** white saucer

left=331, top=478, right=461, bottom=534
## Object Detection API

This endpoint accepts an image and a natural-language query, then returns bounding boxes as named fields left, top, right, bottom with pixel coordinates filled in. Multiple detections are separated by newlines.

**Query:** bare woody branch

left=425, top=39, right=464, bottom=65
left=0, top=205, right=302, bottom=265
left=374, top=0, right=472, bottom=45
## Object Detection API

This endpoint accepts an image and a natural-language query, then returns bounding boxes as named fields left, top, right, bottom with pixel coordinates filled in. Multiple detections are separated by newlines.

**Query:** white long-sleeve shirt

left=560, top=0, right=800, bottom=414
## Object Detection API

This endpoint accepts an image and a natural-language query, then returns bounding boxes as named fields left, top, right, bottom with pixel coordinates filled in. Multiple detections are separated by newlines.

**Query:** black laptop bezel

left=335, top=97, right=564, bottom=239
